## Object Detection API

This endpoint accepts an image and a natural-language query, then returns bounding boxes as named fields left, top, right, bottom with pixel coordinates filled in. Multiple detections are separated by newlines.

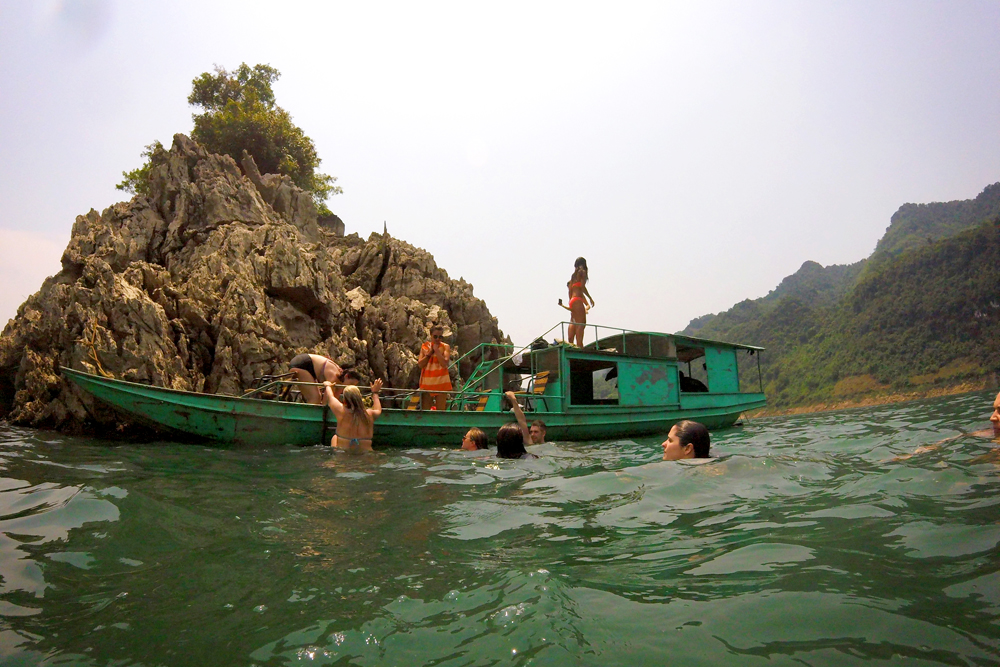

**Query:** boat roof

left=584, top=327, right=764, bottom=351
left=472, top=322, right=764, bottom=373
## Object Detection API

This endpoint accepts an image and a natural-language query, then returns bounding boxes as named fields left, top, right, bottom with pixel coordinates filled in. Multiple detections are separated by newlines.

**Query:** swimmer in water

left=661, top=420, right=711, bottom=460
left=529, top=420, right=547, bottom=445
left=894, top=390, right=1000, bottom=461
left=496, top=391, right=538, bottom=459
left=323, top=379, right=383, bottom=452
left=460, top=428, right=489, bottom=451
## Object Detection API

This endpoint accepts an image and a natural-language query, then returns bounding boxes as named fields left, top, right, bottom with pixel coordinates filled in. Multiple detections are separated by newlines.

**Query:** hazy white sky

left=1, top=0, right=998, bottom=347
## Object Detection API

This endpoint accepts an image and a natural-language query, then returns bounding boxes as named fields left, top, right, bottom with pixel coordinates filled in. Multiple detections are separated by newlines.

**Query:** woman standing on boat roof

left=563, top=257, right=594, bottom=348
left=323, top=379, right=383, bottom=452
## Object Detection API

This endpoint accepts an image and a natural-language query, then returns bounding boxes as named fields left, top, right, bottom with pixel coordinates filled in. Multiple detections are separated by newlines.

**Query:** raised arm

left=504, top=391, right=531, bottom=444
left=322, top=381, right=346, bottom=419
left=368, top=379, right=383, bottom=419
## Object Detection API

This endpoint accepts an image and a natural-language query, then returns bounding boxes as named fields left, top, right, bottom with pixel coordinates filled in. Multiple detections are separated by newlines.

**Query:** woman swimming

left=323, top=379, right=383, bottom=452
left=563, top=257, right=594, bottom=348
left=496, top=391, right=539, bottom=459
left=460, top=428, right=489, bottom=451
left=661, top=420, right=711, bottom=460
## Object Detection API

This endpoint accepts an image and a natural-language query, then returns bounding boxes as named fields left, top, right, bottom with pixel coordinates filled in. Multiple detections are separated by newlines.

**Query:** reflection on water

left=0, top=390, right=998, bottom=665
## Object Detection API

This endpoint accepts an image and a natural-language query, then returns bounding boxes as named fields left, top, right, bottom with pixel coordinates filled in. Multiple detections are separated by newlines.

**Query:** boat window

left=569, top=359, right=619, bottom=405
left=532, top=347, right=560, bottom=382
left=738, top=348, right=764, bottom=394
left=677, top=344, right=709, bottom=392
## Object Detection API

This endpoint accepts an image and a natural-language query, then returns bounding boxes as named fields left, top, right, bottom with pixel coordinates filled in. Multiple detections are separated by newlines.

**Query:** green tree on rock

left=118, top=63, right=340, bottom=214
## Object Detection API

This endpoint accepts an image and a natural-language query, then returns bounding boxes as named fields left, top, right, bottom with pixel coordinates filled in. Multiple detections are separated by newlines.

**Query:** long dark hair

left=570, top=256, right=589, bottom=285
left=674, top=420, right=710, bottom=458
left=496, top=422, right=527, bottom=458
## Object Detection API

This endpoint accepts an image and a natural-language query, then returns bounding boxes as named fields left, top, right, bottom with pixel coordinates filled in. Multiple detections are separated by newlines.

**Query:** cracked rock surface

left=0, top=134, right=506, bottom=434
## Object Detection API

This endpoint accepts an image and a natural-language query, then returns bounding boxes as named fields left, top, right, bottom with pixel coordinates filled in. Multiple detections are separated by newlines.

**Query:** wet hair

left=496, top=422, right=527, bottom=458
left=674, top=420, right=710, bottom=458
left=465, top=427, right=488, bottom=450
left=530, top=420, right=546, bottom=432
left=341, top=385, right=371, bottom=429
left=341, top=369, right=362, bottom=384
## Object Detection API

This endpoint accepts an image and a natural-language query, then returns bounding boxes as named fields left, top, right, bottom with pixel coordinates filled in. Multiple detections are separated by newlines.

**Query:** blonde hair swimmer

left=323, top=379, right=383, bottom=452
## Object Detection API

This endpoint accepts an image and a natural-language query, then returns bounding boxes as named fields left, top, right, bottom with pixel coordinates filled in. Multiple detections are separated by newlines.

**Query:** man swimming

left=894, top=390, right=1000, bottom=460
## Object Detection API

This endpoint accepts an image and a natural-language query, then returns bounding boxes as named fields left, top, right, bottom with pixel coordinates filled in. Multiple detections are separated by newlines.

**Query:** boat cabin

left=452, top=324, right=764, bottom=423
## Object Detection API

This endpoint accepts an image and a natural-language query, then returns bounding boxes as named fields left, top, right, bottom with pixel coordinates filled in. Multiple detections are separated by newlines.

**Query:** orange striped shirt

left=419, top=341, right=453, bottom=392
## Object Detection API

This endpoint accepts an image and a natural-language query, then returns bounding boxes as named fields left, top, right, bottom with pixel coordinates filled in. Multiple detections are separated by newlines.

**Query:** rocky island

left=0, top=135, right=506, bottom=434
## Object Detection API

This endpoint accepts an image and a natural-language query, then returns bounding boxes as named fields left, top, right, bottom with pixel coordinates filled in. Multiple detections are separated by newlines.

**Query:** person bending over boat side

left=564, top=257, right=594, bottom=348
left=323, top=379, right=383, bottom=452
left=289, top=353, right=348, bottom=404
left=661, top=420, right=711, bottom=460
left=461, top=428, right=489, bottom=451
left=497, top=391, right=539, bottom=459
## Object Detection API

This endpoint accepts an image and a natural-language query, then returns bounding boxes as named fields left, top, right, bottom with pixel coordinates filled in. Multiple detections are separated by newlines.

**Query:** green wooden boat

left=62, top=322, right=766, bottom=447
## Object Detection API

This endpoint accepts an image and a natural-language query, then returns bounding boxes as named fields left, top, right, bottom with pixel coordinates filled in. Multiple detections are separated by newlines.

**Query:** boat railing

left=541, top=320, right=673, bottom=356
left=448, top=342, right=515, bottom=372
left=240, top=378, right=560, bottom=413
left=379, top=386, right=560, bottom=413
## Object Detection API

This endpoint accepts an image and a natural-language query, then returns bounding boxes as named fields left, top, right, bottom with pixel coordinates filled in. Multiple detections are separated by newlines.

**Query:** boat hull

left=63, top=368, right=765, bottom=447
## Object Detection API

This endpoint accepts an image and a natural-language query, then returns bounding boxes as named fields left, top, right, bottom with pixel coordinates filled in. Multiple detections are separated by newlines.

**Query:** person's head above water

left=496, top=422, right=528, bottom=458
left=661, top=420, right=711, bottom=460
left=529, top=420, right=546, bottom=444
left=991, top=391, right=1000, bottom=438
left=461, top=428, right=488, bottom=451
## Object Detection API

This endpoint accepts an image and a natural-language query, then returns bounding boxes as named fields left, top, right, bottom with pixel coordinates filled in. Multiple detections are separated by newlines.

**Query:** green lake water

left=0, top=390, right=998, bottom=666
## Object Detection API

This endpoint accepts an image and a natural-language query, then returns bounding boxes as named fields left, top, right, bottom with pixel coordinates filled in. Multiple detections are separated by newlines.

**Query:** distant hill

left=683, top=183, right=1000, bottom=408
left=870, top=182, right=1000, bottom=264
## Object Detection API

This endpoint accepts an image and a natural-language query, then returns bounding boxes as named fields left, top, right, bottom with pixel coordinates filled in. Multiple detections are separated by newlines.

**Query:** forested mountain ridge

left=870, top=182, right=1000, bottom=264
left=683, top=184, right=1000, bottom=409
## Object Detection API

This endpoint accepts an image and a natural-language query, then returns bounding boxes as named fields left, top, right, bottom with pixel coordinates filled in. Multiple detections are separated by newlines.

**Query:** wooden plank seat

left=515, top=370, right=550, bottom=411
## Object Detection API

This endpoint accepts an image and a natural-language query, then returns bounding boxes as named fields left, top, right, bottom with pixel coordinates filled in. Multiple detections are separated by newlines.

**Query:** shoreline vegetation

left=684, top=183, right=1000, bottom=412
left=747, top=377, right=997, bottom=419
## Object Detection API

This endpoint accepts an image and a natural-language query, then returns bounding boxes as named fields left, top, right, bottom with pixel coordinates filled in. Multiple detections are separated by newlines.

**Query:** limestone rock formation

left=0, top=134, right=506, bottom=434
